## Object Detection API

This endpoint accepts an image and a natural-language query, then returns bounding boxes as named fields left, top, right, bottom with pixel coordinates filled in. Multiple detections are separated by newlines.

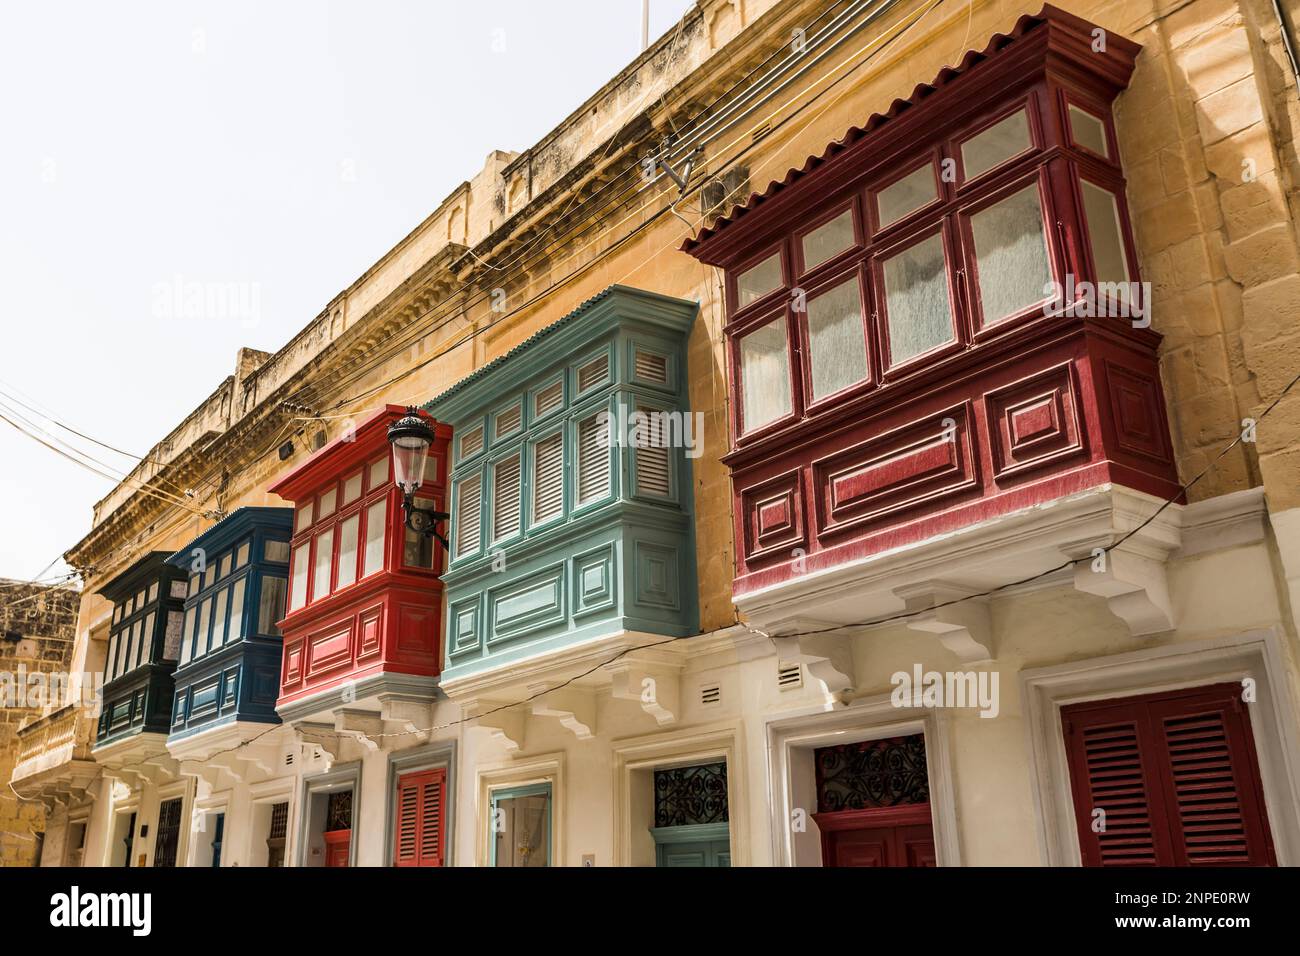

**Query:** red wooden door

left=323, top=829, right=351, bottom=867
left=394, top=768, right=447, bottom=866
left=1062, top=682, right=1276, bottom=866
left=814, top=804, right=936, bottom=867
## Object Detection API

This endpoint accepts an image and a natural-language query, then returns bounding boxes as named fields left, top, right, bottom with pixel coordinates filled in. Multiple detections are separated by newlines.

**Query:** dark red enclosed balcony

left=268, top=406, right=451, bottom=721
left=683, top=7, right=1183, bottom=643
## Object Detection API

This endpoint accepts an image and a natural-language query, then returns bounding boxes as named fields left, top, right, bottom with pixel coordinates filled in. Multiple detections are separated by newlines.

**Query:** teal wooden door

left=651, top=823, right=731, bottom=867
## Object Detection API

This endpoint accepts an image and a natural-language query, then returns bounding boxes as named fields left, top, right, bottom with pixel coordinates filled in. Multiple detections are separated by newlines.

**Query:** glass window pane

left=404, top=497, right=436, bottom=569
left=289, top=544, right=309, bottom=611
left=801, top=210, right=854, bottom=270
left=368, top=456, right=389, bottom=490
left=970, top=184, right=1053, bottom=324
left=188, top=574, right=199, bottom=598
left=312, top=529, right=334, bottom=602
left=295, top=502, right=312, bottom=532
left=180, top=607, right=196, bottom=665
left=265, top=540, right=290, bottom=563
left=738, top=317, right=792, bottom=432
left=235, top=541, right=250, bottom=569
left=962, top=109, right=1031, bottom=180
left=228, top=578, right=245, bottom=643
left=882, top=233, right=955, bottom=365
left=137, top=615, right=153, bottom=669
left=197, top=598, right=212, bottom=660
left=806, top=277, right=869, bottom=401
left=211, top=589, right=229, bottom=653
left=258, top=577, right=287, bottom=637
left=218, top=553, right=232, bottom=580
left=203, top=563, right=216, bottom=590
left=1081, top=181, right=1131, bottom=291
left=147, top=582, right=159, bottom=604
left=877, top=164, right=937, bottom=228
left=337, top=514, right=359, bottom=589
left=318, top=487, right=337, bottom=521
left=736, top=253, right=782, bottom=307
left=363, top=500, right=387, bottom=577
left=1069, top=104, right=1109, bottom=158
left=342, top=471, right=363, bottom=505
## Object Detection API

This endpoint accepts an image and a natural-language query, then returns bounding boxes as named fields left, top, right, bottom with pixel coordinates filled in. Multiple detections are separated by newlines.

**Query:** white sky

left=0, top=0, right=694, bottom=582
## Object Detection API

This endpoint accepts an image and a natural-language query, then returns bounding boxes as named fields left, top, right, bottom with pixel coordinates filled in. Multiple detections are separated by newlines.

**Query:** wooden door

left=394, top=768, right=447, bottom=866
left=323, top=829, right=351, bottom=867
left=815, top=804, right=936, bottom=867
left=1062, top=682, right=1276, bottom=866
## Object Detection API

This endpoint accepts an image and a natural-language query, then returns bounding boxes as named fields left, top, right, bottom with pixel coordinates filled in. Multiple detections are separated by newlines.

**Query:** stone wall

left=0, top=581, right=78, bottom=867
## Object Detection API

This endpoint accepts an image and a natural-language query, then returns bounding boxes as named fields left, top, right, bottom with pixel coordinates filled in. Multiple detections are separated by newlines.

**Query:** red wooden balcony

left=269, top=406, right=451, bottom=721
left=683, top=7, right=1183, bottom=638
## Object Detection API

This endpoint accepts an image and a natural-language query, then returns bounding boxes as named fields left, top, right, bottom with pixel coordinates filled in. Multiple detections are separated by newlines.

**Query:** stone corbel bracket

left=893, top=581, right=995, bottom=665
left=528, top=683, right=596, bottom=740
left=464, top=699, right=525, bottom=753
left=763, top=617, right=855, bottom=702
left=295, top=722, right=344, bottom=767
left=334, top=709, right=384, bottom=752
left=607, top=654, right=682, bottom=726
left=380, top=698, right=432, bottom=745
left=1067, top=535, right=1176, bottom=636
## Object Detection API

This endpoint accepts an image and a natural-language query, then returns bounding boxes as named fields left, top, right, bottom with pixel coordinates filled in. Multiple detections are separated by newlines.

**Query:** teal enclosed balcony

left=428, top=286, right=700, bottom=689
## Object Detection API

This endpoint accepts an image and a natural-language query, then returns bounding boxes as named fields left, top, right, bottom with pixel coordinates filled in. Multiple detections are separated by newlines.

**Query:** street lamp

left=386, top=407, right=450, bottom=551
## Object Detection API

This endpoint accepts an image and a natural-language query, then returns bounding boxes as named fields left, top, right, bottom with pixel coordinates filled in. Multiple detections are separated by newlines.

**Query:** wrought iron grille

left=326, top=790, right=353, bottom=832
left=152, top=798, right=183, bottom=867
left=653, top=762, right=728, bottom=827
left=814, top=734, right=930, bottom=813
left=267, top=801, right=289, bottom=868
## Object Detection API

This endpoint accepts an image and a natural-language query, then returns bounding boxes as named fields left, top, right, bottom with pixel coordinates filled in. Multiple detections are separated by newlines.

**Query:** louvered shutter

left=577, top=353, right=609, bottom=392
left=634, top=348, right=668, bottom=385
left=459, top=425, right=484, bottom=461
left=535, top=380, right=563, bottom=417
left=533, top=432, right=564, bottom=523
left=394, top=768, right=446, bottom=867
left=1062, top=683, right=1276, bottom=867
left=577, top=414, right=610, bottom=504
left=635, top=406, right=671, bottom=497
left=493, top=454, right=521, bottom=540
left=456, top=475, right=481, bottom=557
left=1062, top=706, right=1163, bottom=866
left=495, top=404, right=522, bottom=439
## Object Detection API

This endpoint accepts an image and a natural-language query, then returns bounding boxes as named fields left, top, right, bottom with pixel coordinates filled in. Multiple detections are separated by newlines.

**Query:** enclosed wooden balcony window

left=682, top=7, right=1180, bottom=596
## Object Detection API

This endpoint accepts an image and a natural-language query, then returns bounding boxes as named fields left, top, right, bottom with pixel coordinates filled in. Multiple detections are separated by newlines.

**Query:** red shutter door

left=1062, top=683, right=1276, bottom=867
left=394, top=768, right=446, bottom=867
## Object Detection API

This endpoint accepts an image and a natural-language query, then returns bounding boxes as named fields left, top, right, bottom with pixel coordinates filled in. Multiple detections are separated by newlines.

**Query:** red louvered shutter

left=394, top=768, right=447, bottom=867
left=1062, top=683, right=1276, bottom=867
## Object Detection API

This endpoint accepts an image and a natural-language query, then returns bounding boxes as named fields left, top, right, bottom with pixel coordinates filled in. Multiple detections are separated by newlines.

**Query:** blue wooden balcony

left=165, top=507, right=294, bottom=741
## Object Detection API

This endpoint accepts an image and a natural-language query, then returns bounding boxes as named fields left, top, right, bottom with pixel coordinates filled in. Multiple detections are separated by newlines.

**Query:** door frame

left=475, top=752, right=563, bottom=866
left=1022, top=627, right=1300, bottom=866
left=765, top=699, right=960, bottom=867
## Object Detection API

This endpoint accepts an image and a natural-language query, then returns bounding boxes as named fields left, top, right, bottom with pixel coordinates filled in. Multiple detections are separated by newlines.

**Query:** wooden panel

left=305, top=622, right=353, bottom=678
left=1103, top=361, right=1171, bottom=465
left=985, top=363, right=1084, bottom=480
left=740, top=470, right=806, bottom=561
left=813, top=404, right=977, bottom=536
left=357, top=606, right=382, bottom=660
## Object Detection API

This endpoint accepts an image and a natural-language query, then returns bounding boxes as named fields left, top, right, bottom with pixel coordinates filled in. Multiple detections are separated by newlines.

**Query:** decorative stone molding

left=762, top=617, right=854, bottom=701
left=528, top=684, right=596, bottom=739
left=334, top=709, right=384, bottom=752
left=463, top=699, right=525, bottom=753
left=380, top=698, right=432, bottom=744
left=608, top=655, right=682, bottom=726
left=894, top=582, right=995, bottom=664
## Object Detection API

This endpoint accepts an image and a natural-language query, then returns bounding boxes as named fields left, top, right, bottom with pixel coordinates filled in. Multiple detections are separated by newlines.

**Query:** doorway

left=649, top=762, right=730, bottom=867
left=811, top=734, right=936, bottom=867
